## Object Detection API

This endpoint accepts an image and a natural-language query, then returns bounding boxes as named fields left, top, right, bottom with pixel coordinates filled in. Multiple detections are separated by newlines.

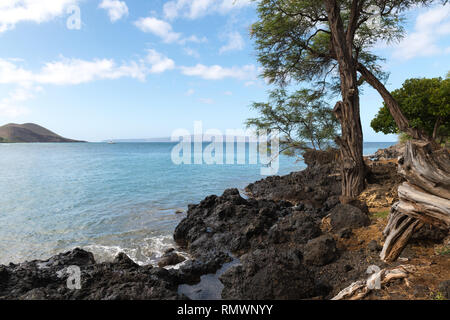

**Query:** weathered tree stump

left=381, top=140, right=450, bottom=262
left=380, top=206, right=423, bottom=262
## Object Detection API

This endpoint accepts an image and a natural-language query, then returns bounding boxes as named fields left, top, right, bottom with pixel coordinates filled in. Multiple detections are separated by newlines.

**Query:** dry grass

left=338, top=206, right=450, bottom=300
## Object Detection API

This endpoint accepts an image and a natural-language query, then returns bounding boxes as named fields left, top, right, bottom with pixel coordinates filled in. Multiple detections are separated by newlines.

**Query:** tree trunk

left=333, top=101, right=366, bottom=201
left=357, top=63, right=425, bottom=140
left=432, top=117, right=442, bottom=141
left=380, top=140, right=450, bottom=262
left=326, top=0, right=366, bottom=201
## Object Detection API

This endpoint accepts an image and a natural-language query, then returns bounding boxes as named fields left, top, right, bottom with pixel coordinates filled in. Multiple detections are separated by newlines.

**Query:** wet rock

left=0, top=249, right=182, bottom=300
left=158, top=252, right=186, bottom=268
left=114, top=252, right=139, bottom=268
left=20, top=288, right=47, bottom=300
left=303, top=235, right=338, bottom=266
left=46, top=247, right=96, bottom=267
left=174, top=188, right=293, bottom=276
left=329, top=204, right=370, bottom=231
left=177, top=252, right=231, bottom=285
left=0, top=266, right=9, bottom=282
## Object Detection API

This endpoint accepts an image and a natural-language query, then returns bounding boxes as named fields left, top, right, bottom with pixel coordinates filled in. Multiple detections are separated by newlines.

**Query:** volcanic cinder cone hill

left=0, top=123, right=84, bottom=143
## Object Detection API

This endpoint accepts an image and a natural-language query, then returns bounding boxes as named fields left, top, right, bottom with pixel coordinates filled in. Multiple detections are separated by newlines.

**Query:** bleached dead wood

left=397, top=141, right=450, bottom=200
left=380, top=206, right=423, bottom=262
left=397, top=182, right=450, bottom=228
left=380, top=140, right=450, bottom=262
left=332, top=265, right=414, bottom=300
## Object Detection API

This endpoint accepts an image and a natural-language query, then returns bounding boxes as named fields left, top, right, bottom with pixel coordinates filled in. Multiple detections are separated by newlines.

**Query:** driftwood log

left=332, top=265, right=415, bottom=300
left=381, top=140, right=450, bottom=262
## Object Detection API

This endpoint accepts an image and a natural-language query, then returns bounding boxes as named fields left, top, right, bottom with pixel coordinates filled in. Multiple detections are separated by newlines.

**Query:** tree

left=371, top=76, right=450, bottom=142
left=246, top=89, right=340, bottom=158
left=251, top=0, right=445, bottom=200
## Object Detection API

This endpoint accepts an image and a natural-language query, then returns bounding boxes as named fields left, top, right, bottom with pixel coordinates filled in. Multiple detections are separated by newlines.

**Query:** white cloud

left=163, top=0, right=252, bottom=20
left=224, top=91, right=232, bottom=95
left=393, top=4, right=450, bottom=60
left=135, top=17, right=181, bottom=43
left=0, top=50, right=174, bottom=88
left=0, top=0, right=80, bottom=32
left=180, top=35, right=207, bottom=45
left=145, top=49, right=175, bottom=73
left=0, top=86, right=41, bottom=117
left=134, top=16, right=206, bottom=45
left=0, top=58, right=34, bottom=86
left=186, top=89, right=195, bottom=96
left=219, top=31, right=245, bottom=54
left=99, top=0, right=129, bottom=22
left=0, top=50, right=175, bottom=117
left=0, top=101, right=30, bottom=117
left=35, top=58, right=147, bottom=85
left=180, top=64, right=256, bottom=80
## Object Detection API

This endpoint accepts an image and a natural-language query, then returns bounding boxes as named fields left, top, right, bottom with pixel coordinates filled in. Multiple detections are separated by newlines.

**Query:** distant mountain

left=0, top=123, right=84, bottom=143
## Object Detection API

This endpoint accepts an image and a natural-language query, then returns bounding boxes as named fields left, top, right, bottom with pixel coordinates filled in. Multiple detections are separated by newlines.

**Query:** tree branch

left=357, top=62, right=425, bottom=140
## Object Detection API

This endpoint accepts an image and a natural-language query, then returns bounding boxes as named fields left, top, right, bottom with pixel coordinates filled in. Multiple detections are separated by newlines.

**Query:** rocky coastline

left=0, top=145, right=448, bottom=300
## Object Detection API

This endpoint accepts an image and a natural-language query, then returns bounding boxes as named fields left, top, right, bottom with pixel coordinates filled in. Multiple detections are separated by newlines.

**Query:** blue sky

left=0, top=0, right=449, bottom=142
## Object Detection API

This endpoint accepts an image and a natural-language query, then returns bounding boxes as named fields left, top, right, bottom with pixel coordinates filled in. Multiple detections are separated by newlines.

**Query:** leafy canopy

left=246, top=89, right=340, bottom=158
left=251, top=0, right=441, bottom=90
left=371, top=76, right=450, bottom=140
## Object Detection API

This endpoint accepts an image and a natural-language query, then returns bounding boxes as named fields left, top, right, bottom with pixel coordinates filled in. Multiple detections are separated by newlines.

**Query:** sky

left=0, top=0, right=449, bottom=142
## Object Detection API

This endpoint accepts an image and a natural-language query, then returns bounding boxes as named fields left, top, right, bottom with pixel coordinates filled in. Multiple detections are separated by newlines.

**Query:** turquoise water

left=0, top=142, right=394, bottom=265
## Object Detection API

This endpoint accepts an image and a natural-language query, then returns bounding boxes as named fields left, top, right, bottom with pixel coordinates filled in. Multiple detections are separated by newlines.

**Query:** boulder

left=220, top=248, right=319, bottom=299
left=367, top=240, right=382, bottom=252
left=303, top=235, right=338, bottom=266
left=158, top=252, right=186, bottom=268
left=329, top=204, right=370, bottom=231
left=0, top=249, right=182, bottom=300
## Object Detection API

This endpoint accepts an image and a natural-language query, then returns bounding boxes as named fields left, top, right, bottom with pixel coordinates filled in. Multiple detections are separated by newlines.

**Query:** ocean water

left=0, top=141, right=395, bottom=265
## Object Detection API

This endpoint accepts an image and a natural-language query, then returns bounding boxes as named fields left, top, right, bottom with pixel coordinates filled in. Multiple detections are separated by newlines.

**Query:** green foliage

left=398, top=132, right=412, bottom=144
left=431, top=291, right=447, bottom=300
left=250, top=0, right=436, bottom=90
left=372, top=210, right=390, bottom=219
left=246, top=89, right=339, bottom=158
left=371, top=76, right=450, bottom=141
left=435, top=245, right=450, bottom=256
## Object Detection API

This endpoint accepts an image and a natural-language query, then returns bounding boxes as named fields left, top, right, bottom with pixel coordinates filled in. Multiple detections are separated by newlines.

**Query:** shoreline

left=0, top=144, right=448, bottom=300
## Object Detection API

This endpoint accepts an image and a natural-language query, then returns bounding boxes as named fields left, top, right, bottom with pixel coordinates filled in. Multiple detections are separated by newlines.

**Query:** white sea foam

left=82, top=235, right=190, bottom=267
